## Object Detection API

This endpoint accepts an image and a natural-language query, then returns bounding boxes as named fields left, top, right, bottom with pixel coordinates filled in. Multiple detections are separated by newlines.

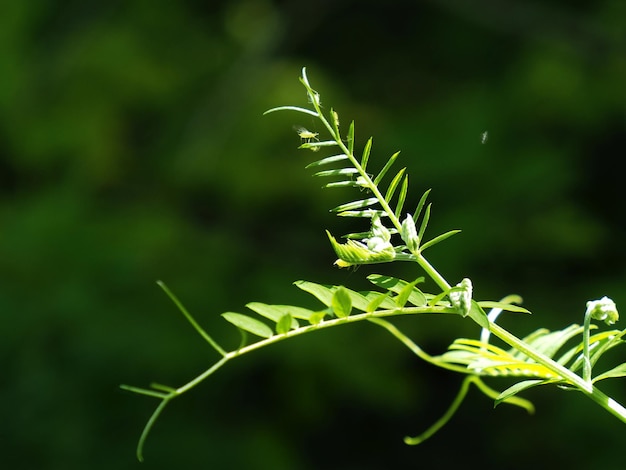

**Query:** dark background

left=2, top=0, right=625, bottom=468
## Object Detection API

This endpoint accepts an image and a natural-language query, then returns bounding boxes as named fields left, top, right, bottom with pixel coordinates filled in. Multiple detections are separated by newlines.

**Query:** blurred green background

left=2, top=0, right=625, bottom=468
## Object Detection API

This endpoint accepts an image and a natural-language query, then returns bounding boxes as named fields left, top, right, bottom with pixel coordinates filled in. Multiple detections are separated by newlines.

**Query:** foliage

left=123, top=69, right=626, bottom=461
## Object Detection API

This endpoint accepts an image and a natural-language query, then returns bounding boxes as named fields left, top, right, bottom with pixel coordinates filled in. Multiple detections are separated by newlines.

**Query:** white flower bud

left=585, top=296, right=619, bottom=325
left=401, top=214, right=419, bottom=252
left=449, top=278, right=473, bottom=317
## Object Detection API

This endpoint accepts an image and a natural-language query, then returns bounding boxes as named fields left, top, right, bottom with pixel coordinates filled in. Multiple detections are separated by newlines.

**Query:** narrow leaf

left=305, top=154, right=348, bottom=168
left=476, top=301, right=530, bottom=314
left=332, top=287, right=352, bottom=318
left=394, top=175, right=409, bottom=219
left=362, top=291, right=398, bottom=310
left=338, top=209, right=387, bottom=218
left=246, top=302, right=300, bottom=328
left=341, top=288, right=372, bottom=312
left=373, top=151, right=400, bottom=185
left=384, top=168, right=406, bottom=203
left=361, top=137, right=373, bottom=171
left=222, top=312, right=273, bottom=338
left=412, top=189, right=431, bottom=221
left=332, top=198, right=379, bottom=213
left=314, top=168, right=359, bottom=178
left=323, top=181, right=362, bottom=189
left=366, top=292, right=391, bottom=312
left=347, top=121, right=355, bottom=155
left=367, top=274, right=427, bottom=307
left=396, top=279, right=421, bottom=308
left=330, top=107, right=340, bottom=135
left=344, top=231, right=372, bottom=240
left=593, top=363, right=626, bottom=382
left=495, top=380, right=548, bottom=407
left=299, top=140, right=337, bottom=150
left=467, top=301, right=490, bottom=329
left=416, top=203, right=431, bottom=244
left=294, top=280, right=335, bottom=307
left=419, top=230, right=461, bottom=252
left=267, top=305, right=316, bottom=321
left=263, top=106, right=319, bottom=117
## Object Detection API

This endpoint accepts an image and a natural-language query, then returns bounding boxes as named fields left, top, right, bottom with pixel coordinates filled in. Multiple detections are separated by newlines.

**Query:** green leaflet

left=276, top=313, right=294, bottom=335
left=332, top=287, right=352, bottom=318
left=495, top=380, right=549, bottom=407
left=347, top=120, right=355, bottom=155
left=594, top=363, right=626, bottom=383
left=477, top=301, right=531, bottom=314
left=365, top=292, right=392, bottom=312
left=416, top=204, right=431, bottom=245
left=361, top=137, right=372, bottom=171
left=367, top=274, right=427, bottom=307
left=332, top=198, right=379, bottom=213
left=373, top=151, right=400, bottom=185
left=221, top=312, right=273, bottom=338
left=412, top=189, right=431, bottom=221
left=314, top=167, right=359, bottom=178
left=394, top=175, right=409, bottom=219
left=384, top=168, right=406, bottom=204
left=419, top=230, right=462, bottom=252
left=246, top=302, right=300, bottom=329
left=305, top=154, right=349, bottom=168
left=294, top=280, right=335, bottom=307
left=294, top=280, right=382, bottom=313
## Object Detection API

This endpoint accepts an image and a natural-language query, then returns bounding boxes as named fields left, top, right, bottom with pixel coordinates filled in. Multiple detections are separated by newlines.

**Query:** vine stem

left=302, top=66, right=626, bottom=423
left=488, top=321, right=626, bottom=422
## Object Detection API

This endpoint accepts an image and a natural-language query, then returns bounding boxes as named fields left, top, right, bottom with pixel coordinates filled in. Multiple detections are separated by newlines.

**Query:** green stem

left=583, top=310, right=593, bottom=383
left=488, top=321, right=626, bottom=423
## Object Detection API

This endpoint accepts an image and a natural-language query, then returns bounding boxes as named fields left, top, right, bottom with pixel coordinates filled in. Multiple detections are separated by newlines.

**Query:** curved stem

left=488, top=321, right=626, bottom=423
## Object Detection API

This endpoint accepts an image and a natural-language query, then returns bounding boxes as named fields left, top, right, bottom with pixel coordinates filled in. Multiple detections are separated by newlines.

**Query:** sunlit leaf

left=365, top=292, right=391, bottom=312
left=361, top=137, right=372, bottom=171
left=276, top=313, right=294, bottom=335
left=394, top=175, right=409, bottom=219
left=593, top=363, right=626, bottom=382
left=294, top=281, right=335, bottom=307
left=332, top=198, right=379, bottom=213
left=323, top=181, right=362, bottom=189
left=222, top=312, right=273, bottom=338
left=246, top=303, right=300, bottom=329
left=367, top=274, right=426, bottom=307
left=476, top=301, right=530, bottom=314
left=332, top=287, right=352, bottom=318
left=314, top=168, right=359, bottom=177
left=419, top=230, right=462, bottom=252
left=373, top=151, right=400, bottom=185
left=309, top=310, right=328, bottom=325
left=384, top=168, right=406, bottom=203
left=412, top=189, right=431, bottom=221
left=347, top=121, right=355, bottom=155
left=495, top=380, right=549, bottom=407
left=467, top=301, right=489, bottom=329
left=416, top=203, right=431, bottom=244
left=305, top=154, right=348, bottom=168
left=337, top=209, right=388, bottom=218
left=263, top=105, right=319, bottom=117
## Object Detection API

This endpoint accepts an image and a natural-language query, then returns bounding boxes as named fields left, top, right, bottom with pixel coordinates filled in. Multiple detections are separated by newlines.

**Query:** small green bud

left=401, top=214, right=419, bottom=252
left=449, top=278, right=473, bottom=317
left=585, top=296, right=619, bottom=325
